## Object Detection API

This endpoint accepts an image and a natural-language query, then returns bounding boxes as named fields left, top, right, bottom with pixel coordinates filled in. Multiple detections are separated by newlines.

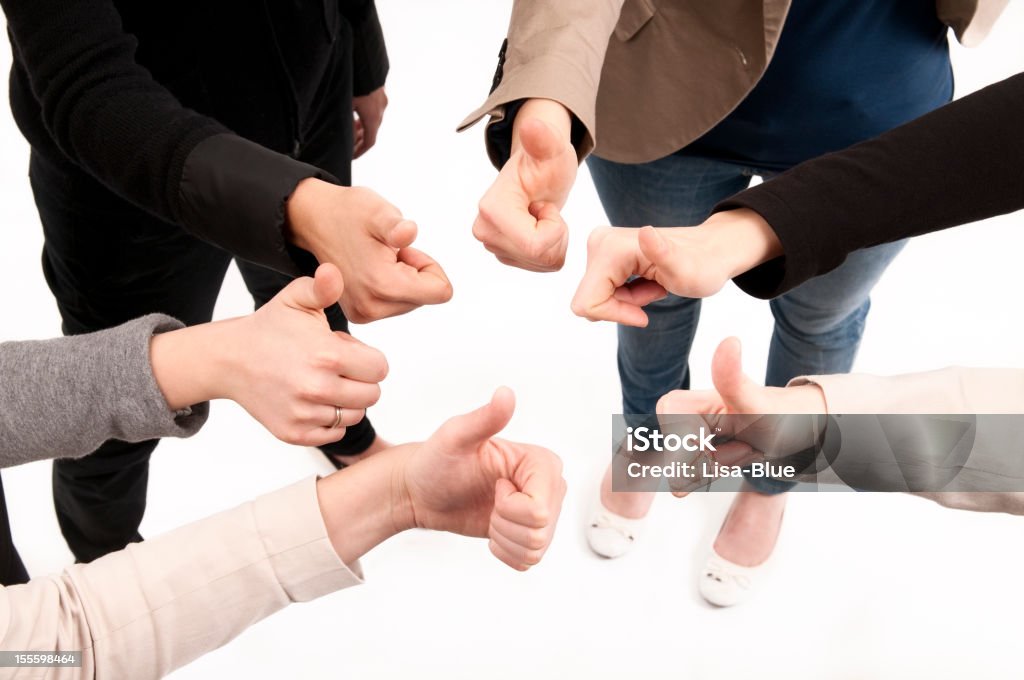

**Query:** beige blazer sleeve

left=791, top=368, right=1024, bottom=514
left=457, top=0, right=625, bottom=163
left=0, top=477, right=361, bottom=680
left=790, top=367, right=1024, bottom=415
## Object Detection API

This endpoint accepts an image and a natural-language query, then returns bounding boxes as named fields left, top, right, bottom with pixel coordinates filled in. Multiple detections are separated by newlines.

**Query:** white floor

left=1, top=3, right=1023, bottom=678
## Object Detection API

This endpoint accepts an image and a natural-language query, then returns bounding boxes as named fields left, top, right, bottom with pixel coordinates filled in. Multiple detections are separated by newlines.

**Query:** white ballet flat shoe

left=698, top=548, right=766, bottom=607
left=586, top=503, right=646, bottom=559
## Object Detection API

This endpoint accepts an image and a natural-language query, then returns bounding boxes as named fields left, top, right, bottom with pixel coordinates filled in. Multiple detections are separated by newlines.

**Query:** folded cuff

left=458, top=54, right=597, bottom=169
left=252, top=476, right=364, bottom=601
left=178, top=134, right=339, bottom=276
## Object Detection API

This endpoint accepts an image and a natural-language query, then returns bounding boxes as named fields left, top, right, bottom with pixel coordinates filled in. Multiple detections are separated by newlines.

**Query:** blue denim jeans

left=588, top=153, right=907, bottom=494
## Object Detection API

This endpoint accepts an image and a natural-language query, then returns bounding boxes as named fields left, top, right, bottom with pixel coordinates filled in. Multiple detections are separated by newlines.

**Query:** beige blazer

left=0, top=478, right=361, bottom=679
left=795, top=368, right=1024, bottom=514
left=461, top=0, right=1008, bottom=164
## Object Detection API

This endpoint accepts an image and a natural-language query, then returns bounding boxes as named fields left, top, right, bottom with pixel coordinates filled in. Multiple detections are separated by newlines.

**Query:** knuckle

left=283, top=426, right=307, bottom=445
left=526, top=529, right=548, bottom=551
left=586, top=227, right=610, bottom=252
left=522, top=550, right=543, bottom=566
left=529, top=507, right=551, bottom=527
left=476, top=197, right=497, bottom=227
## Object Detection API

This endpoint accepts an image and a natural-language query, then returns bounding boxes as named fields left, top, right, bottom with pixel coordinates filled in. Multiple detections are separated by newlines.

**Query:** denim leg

left=745, top=239, right=909, bottom=493
left=587, top=154, right=751, bottom=421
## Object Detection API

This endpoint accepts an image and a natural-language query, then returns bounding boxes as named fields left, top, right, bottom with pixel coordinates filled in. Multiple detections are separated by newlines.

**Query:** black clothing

left=720, top=73, right=1024, bottom=299
left=1, top=0, right=388, bottom=566
left=3, top=0, right=388, bottom=274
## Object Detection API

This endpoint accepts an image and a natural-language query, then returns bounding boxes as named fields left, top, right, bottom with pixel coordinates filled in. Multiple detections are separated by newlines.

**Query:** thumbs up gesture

left=571, top=209, right=785, bottom=326
left=396, top=387, right=566, bottom=571
left=473, top=99, right=579, bottom=272
left=222, top=263, right=390, bottom=446
left=287, top=181, right=453, bottom=324
left=655, top=337, right=827, bottom=497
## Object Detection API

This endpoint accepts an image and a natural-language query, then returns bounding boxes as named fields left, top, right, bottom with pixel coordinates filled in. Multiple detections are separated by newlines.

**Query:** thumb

left=519, top=117, right=565, bottom=163
left=637, top=226, right=680, bottom=281
left=711, top=337, right=761, bottom=414
left=312, top=263, right=344, bottom=309
left=384, top=219, right=418, bottom=250
left=283, top=263, right=344, bottom=311
left=494, top=477, right=518, bottom=503
left=437, top=387, right=516, bottom=451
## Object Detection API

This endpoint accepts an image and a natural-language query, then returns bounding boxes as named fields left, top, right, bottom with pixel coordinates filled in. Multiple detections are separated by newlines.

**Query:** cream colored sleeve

left=789, top=367, right=1024, bottom=415
left=457, top=0, right=625, bottom=163
left=0, top=477, right=362, bottom=680
left=790, top=368, right=1024, bottom=514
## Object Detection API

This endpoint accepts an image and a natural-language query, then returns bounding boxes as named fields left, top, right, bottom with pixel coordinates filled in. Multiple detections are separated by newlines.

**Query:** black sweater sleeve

left=2, top=0, right=334, bottom=275
left=347, top=2, right=390, bottom=96
left=717, top=72, right=1024, bottom=300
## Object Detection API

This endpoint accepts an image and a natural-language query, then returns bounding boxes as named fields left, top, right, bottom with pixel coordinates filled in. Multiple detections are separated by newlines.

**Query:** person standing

left=1, top=0, right=452, bottom=571
left=462, top=0, right=1006, bottom=606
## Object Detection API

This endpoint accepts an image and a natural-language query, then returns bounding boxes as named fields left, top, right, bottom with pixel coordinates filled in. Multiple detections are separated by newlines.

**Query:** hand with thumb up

left=153, top=263, right=390, bottom=447
left=473, top=99, right=578, bottom=272
left=394, top=387, right=566, bottom=571
left=571, top=209, right=785, bottom=326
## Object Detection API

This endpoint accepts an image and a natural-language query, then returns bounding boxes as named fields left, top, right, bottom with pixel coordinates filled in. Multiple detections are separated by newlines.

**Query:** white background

left=2, top=2, right=1023, bottom=678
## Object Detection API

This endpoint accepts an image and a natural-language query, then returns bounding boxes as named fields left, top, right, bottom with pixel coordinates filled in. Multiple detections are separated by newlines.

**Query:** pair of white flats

left=586, top=504, right=766, bottom=608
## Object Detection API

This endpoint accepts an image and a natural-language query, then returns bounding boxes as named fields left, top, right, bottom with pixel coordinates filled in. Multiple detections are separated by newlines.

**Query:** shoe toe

left=586, top=522, right=636, bottom=558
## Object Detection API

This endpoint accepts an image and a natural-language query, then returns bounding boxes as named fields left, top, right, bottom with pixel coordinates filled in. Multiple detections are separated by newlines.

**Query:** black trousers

left=13, top=39, right=374, bottom=569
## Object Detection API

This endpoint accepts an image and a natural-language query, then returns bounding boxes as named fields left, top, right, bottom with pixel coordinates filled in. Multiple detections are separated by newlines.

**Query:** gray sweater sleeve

left=0, top=314, right=208, bottom=468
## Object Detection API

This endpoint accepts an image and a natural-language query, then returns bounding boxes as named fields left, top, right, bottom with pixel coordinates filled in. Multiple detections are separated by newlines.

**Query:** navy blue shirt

left=683, top=0, right=953, bottom=170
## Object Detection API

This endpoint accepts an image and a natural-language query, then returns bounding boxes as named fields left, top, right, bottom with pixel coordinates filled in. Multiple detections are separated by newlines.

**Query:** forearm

left=684, top=209, right=784, bottom=280
left=316, top=444, right=415, bottom=564
left=0, top=315, right=206, bottom=467
left=458, top=0, right=625, bottom=166
left=719, top=72, right=1024, bottom=299
left=347, top=1, right=390, bottom=96
left=149, top=317, right=246, bottom=412
left=0, top=478, right=360, bottom=679
left=2, top=0, right=333, bottom=275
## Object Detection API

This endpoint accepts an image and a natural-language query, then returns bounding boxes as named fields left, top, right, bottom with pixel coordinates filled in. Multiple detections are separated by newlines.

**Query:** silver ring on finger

left=331, top=406, right=344, bottom=429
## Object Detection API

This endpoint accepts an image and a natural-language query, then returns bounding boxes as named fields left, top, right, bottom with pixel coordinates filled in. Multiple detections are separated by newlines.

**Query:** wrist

left=703, top=209, right=784, bottom=279
left=149, top=319, right=240, bottom=411
left=285, top=177, right=333, bottom=252
left=511, top=98, right=572, bottom=153
left=316, top=445, right=416, bottom=564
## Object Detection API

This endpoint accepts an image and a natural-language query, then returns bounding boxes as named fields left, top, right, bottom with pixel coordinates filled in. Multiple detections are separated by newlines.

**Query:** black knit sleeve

left=347, top=2, right=389, bottom=96
left=717, top=72, right=1024, bottom=299
left=2, top=0, right=330, bottom=275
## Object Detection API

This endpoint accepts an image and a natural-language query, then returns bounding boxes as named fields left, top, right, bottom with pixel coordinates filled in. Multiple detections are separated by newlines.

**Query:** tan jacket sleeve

left=0, top=477, right=361, bottom=680
left=457, top=0, right=625, bottom=165
left=790, top=368, right=1024, bottom=514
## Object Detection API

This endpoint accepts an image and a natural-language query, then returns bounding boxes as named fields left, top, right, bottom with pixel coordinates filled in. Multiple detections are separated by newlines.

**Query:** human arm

left=571, top=211, right=783, bottom=326
left=460, top=0, right=624, bottom=271
left=0, top=265, right=388, bottom=467
left=716, top=71, right=1024, bottom=299
left=0, top=389, right=566, bottom=678
left=348, top=2, right=390, bottom=158
left=572, top=72, right=1024, bottom=318
left=657, top=338, right=1024, bottom=509
left=1, top=0, right=448, bottom=320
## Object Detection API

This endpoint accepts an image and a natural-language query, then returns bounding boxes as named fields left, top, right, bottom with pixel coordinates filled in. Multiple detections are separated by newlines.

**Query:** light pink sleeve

left=789, top=367, right=1024, bottom=415
left=0, top=476, right=361, bottom=679
left=790, top=368, right=1024, bottom=514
